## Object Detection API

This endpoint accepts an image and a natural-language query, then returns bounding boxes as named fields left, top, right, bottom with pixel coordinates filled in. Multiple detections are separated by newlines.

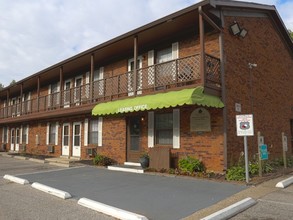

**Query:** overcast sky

left=0, top=0, right=292, bottom=87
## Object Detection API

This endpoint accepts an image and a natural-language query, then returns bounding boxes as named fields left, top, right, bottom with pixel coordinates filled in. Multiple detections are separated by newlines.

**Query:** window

left=148, top=110, right=180, bottom=148
left=22, top=126, right=28, bottom=144
left=48, top=83, right=60, bottom=107
left=2, top=127, right=8, bottom=143
left=88, top=120, right=99, bottom=144
left=49, top=123, right=56, bottom=145
left=157, top=47, right=172, bottom=64
left=155, top=43, right=178, bottom=87
left=155, top=113, right=173, bottom=145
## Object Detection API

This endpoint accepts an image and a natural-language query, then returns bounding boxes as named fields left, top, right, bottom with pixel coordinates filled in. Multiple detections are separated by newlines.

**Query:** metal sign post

left=236, top=114, right=254, bottom=184
left=257, top=131, right=264, bottom=177
left=243, top=136, right=249, bottom=183
left=282, top=132, right=288, bottom=169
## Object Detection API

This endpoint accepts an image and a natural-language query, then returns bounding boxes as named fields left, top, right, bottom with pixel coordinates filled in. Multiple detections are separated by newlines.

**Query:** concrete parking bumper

left=275, top=176, right=293, bottom=188
left=3, top=175, right=29, bottom=185
left=200, top=197, right=256, bottom=220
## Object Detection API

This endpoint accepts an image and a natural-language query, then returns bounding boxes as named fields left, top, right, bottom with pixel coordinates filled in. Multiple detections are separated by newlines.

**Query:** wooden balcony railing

left=0, top=53, right=220, bottom=119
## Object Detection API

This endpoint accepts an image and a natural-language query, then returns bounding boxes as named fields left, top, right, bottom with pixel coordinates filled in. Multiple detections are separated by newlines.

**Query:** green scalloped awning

left=92, top=86, right=224, bottom=116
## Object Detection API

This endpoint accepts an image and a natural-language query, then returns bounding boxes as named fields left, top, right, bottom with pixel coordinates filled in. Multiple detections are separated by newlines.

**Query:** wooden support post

left=90, top=54, right=94, bottom=102
left=199, top=6, right=206, bottom=86
left=59, top=66, right=63, bottom=108
left=133, top=36, right=138, bottom=95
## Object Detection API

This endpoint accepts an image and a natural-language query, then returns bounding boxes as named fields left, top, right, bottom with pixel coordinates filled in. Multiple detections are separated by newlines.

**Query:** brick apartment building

left=0, top=0, right=292, bottom=172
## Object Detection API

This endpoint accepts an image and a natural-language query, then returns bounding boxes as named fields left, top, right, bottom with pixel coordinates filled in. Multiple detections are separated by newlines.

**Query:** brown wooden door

left=127, top=116, right=142, bottom=162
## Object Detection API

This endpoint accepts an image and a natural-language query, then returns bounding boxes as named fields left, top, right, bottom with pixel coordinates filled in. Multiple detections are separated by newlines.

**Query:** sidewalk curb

left=200, top=197, right=256, bottom=220
left=78, top=197, right=149, bottom=220
left=31, top=182, right=71, bottom=199
left=275, top=176, right=293, bottom=188
left=3, top=174, right=29, bottom=185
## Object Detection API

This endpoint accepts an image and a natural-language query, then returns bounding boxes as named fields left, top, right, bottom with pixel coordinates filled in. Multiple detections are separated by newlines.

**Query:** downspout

left=198, top=6, right=206, bottom=86
left=219, top=8, right=228, bottom=171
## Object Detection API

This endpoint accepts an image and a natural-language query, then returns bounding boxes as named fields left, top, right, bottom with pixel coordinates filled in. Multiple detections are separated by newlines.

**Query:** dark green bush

left=93, top=154, right=114, bottom=166
left=178, top=156, right=205, bottom=173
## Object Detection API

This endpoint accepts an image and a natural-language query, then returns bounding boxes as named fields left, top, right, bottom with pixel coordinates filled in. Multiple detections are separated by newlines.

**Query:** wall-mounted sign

left=190, top=108, right=211, bottom=132
left=236, top=114, right=254, bottom=136
left=235, top=103, right=241, bottom=112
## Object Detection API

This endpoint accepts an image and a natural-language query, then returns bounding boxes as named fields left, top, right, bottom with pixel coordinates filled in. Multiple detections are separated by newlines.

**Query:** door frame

left=128, top=56, right=143, bottom=96
left=10, top=128, right=15, bottom=151
left=15, top=128, right=20, bottom=151
left=72, top=122, right=81, bottom=157
left=62, top=123, right=70, bottom=156
left=126, top=116, right=143, bottom=162
left=64, top=80, right=71, bottom=108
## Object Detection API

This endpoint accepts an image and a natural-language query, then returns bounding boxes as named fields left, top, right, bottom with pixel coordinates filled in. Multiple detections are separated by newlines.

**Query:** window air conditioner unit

left=47, top=145, right=54, bottom=153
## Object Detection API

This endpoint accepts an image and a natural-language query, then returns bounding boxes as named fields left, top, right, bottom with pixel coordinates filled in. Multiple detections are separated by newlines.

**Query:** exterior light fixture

left=229, top=22, right=248, bottom=38
left=239, top=28, right=248, bottom=38
left=141, top=116, right=145, bottom=122
left=230, top=22, right=241, bottom=35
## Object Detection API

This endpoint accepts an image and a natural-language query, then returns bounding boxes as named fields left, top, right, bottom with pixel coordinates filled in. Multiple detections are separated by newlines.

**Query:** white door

left=64, top=80, right=71, bottom=108
left=62, top=123, right=70, bottom=156
left=10, top=128, right=15, bottom=151
left=72, top=122, right=81, bottom=157
left=74, top=77, right=82, bottom=105
left=15, top=128, right=20, bottom=151
left=128, top=57, right=142, bottom=96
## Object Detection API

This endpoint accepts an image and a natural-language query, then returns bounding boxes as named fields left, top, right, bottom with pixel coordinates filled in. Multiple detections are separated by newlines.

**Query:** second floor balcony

left=0, top=53, right=220, bottom=121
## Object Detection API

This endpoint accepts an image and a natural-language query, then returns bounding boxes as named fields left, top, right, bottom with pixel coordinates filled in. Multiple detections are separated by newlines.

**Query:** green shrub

left=93, top=154, right=114, bottom=166
left=249, top=162, right=259, bottom=175
left=226, top=166, right=245, bottom=181
left=287, top=157, right=293, bottom=167
left=178, top=156, right=205, bottom=173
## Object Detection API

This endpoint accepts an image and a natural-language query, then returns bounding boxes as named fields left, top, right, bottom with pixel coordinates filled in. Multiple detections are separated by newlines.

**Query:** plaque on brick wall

left=190, top=108, right=211, bottom=132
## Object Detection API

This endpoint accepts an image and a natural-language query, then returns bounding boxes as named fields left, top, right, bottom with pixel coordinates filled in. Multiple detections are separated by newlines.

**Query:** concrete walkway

left=184, top=174, right=293, bottom=219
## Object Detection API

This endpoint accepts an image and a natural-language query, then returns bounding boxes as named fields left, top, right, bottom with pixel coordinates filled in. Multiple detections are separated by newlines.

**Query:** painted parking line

left=201, top=197, right=256, bottom=220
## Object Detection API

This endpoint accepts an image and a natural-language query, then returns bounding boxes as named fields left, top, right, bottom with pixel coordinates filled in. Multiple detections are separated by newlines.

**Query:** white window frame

left=84, top=117, right=103, bottom=147
left=148, top=109, right=180, bottom=149
left=46, top=122, right=58, bottom=145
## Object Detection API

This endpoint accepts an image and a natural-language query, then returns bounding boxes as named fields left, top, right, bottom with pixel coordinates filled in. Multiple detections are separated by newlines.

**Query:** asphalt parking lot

left=1, top=155, right=246, bottom=220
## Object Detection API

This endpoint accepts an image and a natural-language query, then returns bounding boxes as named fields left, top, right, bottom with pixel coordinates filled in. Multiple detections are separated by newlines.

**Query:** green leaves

left=178, top=156, right=205, bottom=173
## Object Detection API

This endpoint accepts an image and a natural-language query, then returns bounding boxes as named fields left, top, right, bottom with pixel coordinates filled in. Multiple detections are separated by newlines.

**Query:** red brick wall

left=93, top=116, right=127, bottom=163
left=223, top=15, right=293, bottom=166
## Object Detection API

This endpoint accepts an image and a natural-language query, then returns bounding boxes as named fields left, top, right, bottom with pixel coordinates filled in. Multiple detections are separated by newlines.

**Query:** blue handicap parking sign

left=260, top=144, right=268, bottom=160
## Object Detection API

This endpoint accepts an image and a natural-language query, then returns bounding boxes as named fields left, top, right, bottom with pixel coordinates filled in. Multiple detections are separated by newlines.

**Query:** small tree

left=9, top=80, right=16, bottom=86
left=0, top=83, right=4, bottom=91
